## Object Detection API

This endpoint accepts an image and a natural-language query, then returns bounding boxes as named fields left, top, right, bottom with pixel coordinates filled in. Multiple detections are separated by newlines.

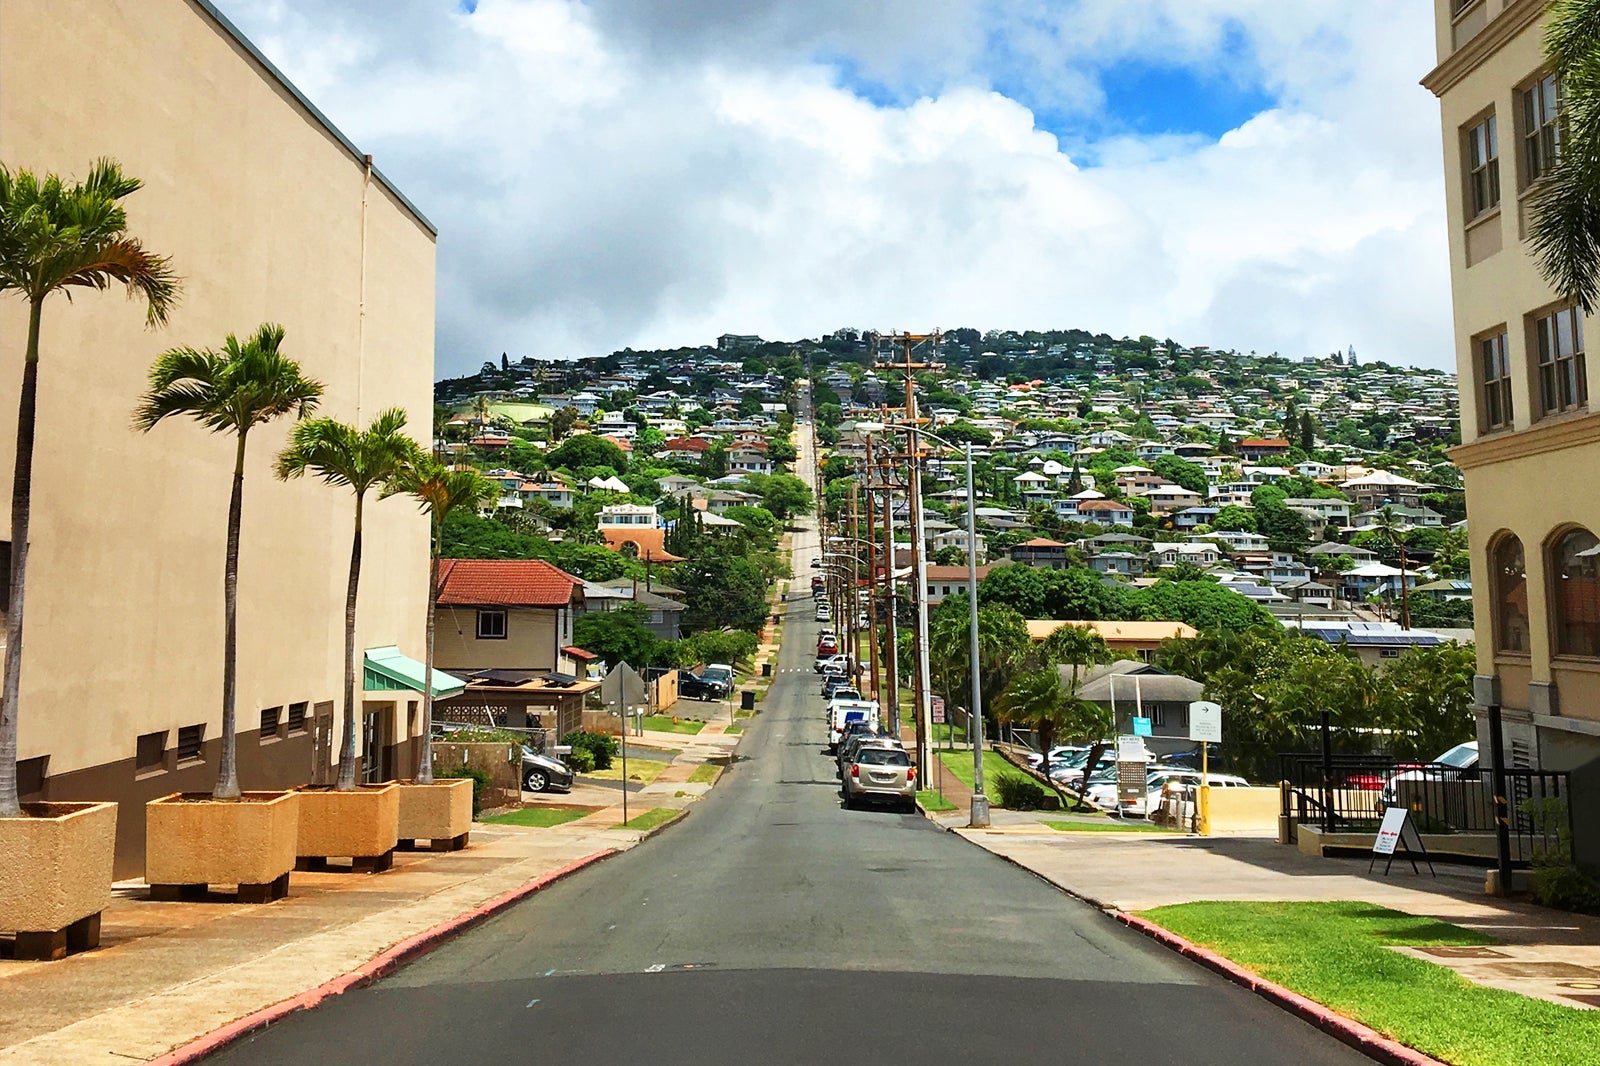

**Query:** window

left=1534, top=305, right=1587, bottom=416
left=286, top=701, right=308, bottom=735
left=1522, top=74, right=1561, bottom=185
left=1466, top=114, right=1499, bottom=218
left=1478, top=331, right=1513, bottom=430
left=176, top=723, right=206, bottom=764
left=136, top=730, right=168, bottom=774
left=476, top=609, right=508, bottom=639
left=259, top=706, right=281, bottom=741
left=1552, top=528, right=1600, bottom=657
left=1493, top=535, right=1529, bottom=653
left=1380, top=648, right=1401, bottom=659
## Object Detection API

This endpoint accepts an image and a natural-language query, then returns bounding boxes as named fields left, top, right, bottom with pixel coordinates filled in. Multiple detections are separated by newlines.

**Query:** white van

left=827, top=699, right=880, bottom=749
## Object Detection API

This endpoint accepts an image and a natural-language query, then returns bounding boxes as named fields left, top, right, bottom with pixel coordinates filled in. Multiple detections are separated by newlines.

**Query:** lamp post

left=851, top=421, right=989, bottom=827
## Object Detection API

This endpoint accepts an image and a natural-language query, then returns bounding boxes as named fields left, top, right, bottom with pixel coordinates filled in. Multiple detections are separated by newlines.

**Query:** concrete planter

left=296, top=783, right=400, bottom=872
left=145, top=791, right=299, bottom=903
left=0, top=801, right=118, bottom=960
left=395, top=779, right=473, bottom=852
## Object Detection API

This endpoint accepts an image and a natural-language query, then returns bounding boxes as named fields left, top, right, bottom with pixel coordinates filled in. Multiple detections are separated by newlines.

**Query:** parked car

left=843, top=745, right=917, bottom=812
left=679, top=672, right=729, bottom=701
left=837, top=731, right=898, bottom=776
left=817, top=637, right=839, bottom=656
left=1380, top=742, right=1480, bottom=807
left=815, top=652, right=850, bottom=673
left=815, top=604, right=831, bottom=623
left=832, top=720, right=878, bottom=760
left=822, top=684, right=860, bottom=704
left=700, top=663, right=736, bottom=689
left=520, top=748, right=575, bottom=793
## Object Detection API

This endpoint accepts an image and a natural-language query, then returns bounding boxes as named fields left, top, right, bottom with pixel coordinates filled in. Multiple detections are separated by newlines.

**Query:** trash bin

left=741, top=690, right=755, bottom=711
left=762, top=663, right=772, bottom=678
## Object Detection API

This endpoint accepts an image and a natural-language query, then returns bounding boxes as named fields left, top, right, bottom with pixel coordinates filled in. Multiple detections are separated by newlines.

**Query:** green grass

left=688, top=763, right=720, bottom=785
left=614, top=807, right=681, bottom=831
left=641, top=716, right=705, bottom=734
left=916, top=790, right=957, bottom=812
left=1043, top=818, right=1171, bottom=833
left=1141, top=902, right=1600, bottom=1066
left=585, top=759, right=667, bottom=786
left=726, top=724, right=743, bottom=735
left=938, top=751, right=1016, bottom=795
left=482, top=807, right=588, bottom=828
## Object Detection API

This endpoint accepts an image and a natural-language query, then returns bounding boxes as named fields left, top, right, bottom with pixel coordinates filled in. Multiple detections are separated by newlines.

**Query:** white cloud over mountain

left=222, top=0, right=1452, bottom=374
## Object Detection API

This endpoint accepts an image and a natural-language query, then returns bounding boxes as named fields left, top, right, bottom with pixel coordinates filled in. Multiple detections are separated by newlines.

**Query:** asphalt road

left=209, top=586, right=1369, bottom=1066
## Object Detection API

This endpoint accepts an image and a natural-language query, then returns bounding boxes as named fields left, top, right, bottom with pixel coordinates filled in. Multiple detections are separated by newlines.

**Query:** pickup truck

left=678, top=671, right=729, bottom=701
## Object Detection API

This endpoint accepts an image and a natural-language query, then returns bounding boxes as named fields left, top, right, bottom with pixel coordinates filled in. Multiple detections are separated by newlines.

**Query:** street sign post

left=604, top=663, right=648, bottom=825
left=1188, top=701, right=1222, bottom=835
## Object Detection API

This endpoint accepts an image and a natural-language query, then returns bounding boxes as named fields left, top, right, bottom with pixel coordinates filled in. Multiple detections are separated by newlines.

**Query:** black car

left=520, top=748, right=575, bottom=793
left=679, top=671, right=730, bottom=701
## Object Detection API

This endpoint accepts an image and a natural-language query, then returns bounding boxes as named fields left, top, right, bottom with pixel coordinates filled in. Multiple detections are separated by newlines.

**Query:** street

left=209, top=552, right=1370, bottom=1065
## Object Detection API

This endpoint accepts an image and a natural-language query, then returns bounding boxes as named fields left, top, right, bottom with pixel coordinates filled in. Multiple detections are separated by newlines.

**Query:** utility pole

left=864, top=444, right=880, bottom=701
left=882, top=451, right=900, bottom=734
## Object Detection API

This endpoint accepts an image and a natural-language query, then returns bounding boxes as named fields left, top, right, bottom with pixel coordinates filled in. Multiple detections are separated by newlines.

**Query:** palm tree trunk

left=214, top=431, right=248, bottom=800
left=417, top=538, right=439, bottom=784
left=336, top=496, right=364, bottom=791
left=0, top=300, right=42, bottom=818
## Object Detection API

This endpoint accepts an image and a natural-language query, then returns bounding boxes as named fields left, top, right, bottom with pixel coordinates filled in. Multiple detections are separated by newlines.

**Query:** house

left=598, top=503, right=680, bottom=560
left=520, top=478, right=575, bottom=509
left=929, top=527, right=986, bottom=557
left=1140, top=485, right=1205, bottom=516
left=1076, top=499, right=1135, bottom=528
left=1088, top=551, right=1143, bottom=577
left=1283, top=498, right=1352, bottom=526
left=728, top=441, right=775, bottom=475
left=1028, top=620, right=1197, bottom=663
left=1238, top=438, right=1291, bottom=461
left=660, top=437, right=713, bottom=459
left=1294, top=621, right=1448, bottom=667
left=1073, top=661, right=1206, bottom=757
left=924, top=564, right=1001, bottom=604
left=579, top=580, right=685, bottom=641
left=1010, top=537, right=1072, bottom=569
left=1149, top=542, right=1222, bottom=568
left=1279, top=580, right=1338, bottom=609
left=1171, top=507, right=1219, bottom=531
left=1340, top=470, right=1428, bottom=511
left=1339, top=562, right=1415, bottom=602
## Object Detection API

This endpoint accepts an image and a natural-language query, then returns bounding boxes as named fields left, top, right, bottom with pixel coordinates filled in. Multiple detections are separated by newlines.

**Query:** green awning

left=363, top=645, right=466, bottom=699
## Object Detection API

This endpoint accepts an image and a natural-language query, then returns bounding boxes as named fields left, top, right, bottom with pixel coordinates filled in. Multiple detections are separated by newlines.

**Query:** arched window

left=1494, top=535, right=1529, bottom=653
left=1552, top=527, right=1600, bottom=657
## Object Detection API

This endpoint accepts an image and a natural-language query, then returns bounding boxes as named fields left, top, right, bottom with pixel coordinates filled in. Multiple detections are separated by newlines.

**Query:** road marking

left=526, top=999, right=541, bottom=1008
left=645, top=963, right=665, bottom=973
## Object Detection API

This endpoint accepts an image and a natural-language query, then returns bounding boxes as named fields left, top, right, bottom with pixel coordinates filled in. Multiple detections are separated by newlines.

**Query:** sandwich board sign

left=1188, top=701, right=1222, bottom=744
left=1369, top=806, right=1435, bottom=877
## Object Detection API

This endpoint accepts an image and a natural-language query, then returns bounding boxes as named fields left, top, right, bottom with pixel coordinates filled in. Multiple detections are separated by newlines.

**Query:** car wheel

left=524, top=768, right=549, bottom=792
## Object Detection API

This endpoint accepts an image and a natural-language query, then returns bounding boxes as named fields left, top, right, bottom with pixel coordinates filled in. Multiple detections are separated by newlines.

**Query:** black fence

left=1278, top=753, right=1572, bottom=865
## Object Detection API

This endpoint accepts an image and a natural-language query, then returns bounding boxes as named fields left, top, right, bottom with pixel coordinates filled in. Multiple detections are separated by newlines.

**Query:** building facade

left=0, top=0, right=435, bottom=874
left=1424, top=0, right=1600, bottom=772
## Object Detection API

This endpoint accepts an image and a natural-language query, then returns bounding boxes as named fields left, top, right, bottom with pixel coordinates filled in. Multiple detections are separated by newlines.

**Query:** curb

left=146, top=848, right=620, bottom=1066
left=941, top=829, right=1449, bottom=1066
left=1115, top=914, right=1449, bottom=1066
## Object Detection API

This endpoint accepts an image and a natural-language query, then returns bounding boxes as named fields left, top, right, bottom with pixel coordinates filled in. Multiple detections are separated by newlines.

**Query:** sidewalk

left=945, top=822, right=1600, bottom=1011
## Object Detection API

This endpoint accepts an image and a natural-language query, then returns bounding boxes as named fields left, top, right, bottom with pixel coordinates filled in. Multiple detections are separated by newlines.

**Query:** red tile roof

left=1078, top=499, right=1133, bottom=512
left=436, top=559, right=581, bottom=608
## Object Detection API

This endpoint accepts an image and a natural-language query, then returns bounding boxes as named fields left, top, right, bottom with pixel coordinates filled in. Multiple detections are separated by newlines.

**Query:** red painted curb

left=1115, top=913, right=1449, bottom=1066
left=146, top=848, right=619, bottom=1066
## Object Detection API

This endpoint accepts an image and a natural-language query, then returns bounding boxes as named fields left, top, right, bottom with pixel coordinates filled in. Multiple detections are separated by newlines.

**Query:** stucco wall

left=433, top=606, right=560, bottom=673
left=0, top=0, right=433, bottom=785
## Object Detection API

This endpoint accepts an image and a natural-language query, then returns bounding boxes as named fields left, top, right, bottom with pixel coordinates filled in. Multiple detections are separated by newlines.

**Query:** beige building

left=0, top=0, right=436, bottom=874
left=1424, top=0, right=1600, bottom=772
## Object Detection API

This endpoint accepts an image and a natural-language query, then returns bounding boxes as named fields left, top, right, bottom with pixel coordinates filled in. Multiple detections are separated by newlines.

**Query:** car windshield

left=1434, top=743, right=1478, bottom=768
left=857, top=749, right=909, bottom=766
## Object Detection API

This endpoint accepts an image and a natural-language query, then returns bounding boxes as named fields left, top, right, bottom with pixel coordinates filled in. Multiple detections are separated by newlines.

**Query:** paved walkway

left=944, top=822, right=1600, bottom=1011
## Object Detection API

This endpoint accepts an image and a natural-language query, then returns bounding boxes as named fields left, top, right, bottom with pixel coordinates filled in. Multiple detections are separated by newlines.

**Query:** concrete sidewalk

left=948, top=823, right=1600, bottom=1011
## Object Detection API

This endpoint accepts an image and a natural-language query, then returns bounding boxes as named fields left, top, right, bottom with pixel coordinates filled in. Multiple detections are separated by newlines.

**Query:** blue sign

left=1132, top=717, right=1153, bottom=737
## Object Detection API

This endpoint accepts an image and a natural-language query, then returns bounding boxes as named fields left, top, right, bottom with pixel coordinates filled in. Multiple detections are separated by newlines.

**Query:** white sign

left=1188, top=701, right=1222, bottom=744
left=1116, top=734, right=1149, bottom=763
left=1373, top=806, right=1409, bottom=856
left=931, top=695, right=945, bottom=724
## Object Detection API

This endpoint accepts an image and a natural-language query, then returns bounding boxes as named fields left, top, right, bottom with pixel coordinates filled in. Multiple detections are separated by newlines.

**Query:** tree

left=1133, top=578, right=1277, bottom=630
left=742, top=472, right=813, bottom=520
left=1371, top=506, right=1413, bottom=629
left=134, top=324, right=322, bottom=799
left=276, top=409, right=421, bottom=790
left=572, top=607, right=666, bottom=670
left=1152, top=455, right=1208, bottom=496
left=548, top=405, right=579, bottom=440
left=1298, top=411, right=1316, bottom=453
left=1067, top=458, right=1083, bottom=494
left=675, top=553, right=768, bottom=633
left=1529, top=0, right=1600, bottom=311
left=1211, top=504, right=1256, bottom=533
left=0, top=160, right=179, bottom=816
left=382, top=458, right=495, bottom=783
left=546, top=432, right=626, bottom=474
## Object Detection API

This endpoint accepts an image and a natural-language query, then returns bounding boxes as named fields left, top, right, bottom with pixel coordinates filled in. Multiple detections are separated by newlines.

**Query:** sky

left=219, top=1, right=1454, bottom=376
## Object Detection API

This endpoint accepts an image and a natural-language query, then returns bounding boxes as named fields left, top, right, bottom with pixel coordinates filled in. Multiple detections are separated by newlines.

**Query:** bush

left=993, top=773, right=1047, bottom=811
left=562, top=729, right=619, bottom=771
left=437, top=766, right=491, bottom=815
left=566, top=747, right=596, bottom=774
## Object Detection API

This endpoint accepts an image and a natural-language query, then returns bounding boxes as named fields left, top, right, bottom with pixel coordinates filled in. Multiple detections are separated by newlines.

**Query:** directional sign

left=1188, top=701, right=1222, bottom=744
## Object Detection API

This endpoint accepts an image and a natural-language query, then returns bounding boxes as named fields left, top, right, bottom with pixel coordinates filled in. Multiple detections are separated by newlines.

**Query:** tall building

left=1424, top=0, right=1600, bottom=773
left=0, top=0, right=437, bottom=875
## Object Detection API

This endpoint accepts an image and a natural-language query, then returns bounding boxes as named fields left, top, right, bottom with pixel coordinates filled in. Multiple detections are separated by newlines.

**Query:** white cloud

left=217, top=0, right=1453, bottom=373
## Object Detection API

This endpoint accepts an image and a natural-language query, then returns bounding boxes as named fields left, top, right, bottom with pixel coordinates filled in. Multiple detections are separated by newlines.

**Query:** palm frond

left=276, top=408, right=421, bottom=495
left=135, top=325, right=322, bottom=435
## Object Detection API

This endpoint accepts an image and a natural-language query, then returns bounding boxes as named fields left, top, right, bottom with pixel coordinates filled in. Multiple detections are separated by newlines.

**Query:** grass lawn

left=1141, top=901, right=1600, bottom=1066
left=614, top=807, right=681, bottom=831
left=641, top=716, right=705, bottom=735
left=917, top=790, right=957, bottom=812
left=688, top=763, right=720, bottom=785
left=1043, top=818, right=1172, bottom=833
left=726, top=724, right=743, bottom=735
left=585, top=759, right=667, bottom=786
left=938, top=751, right=1016, bottom=795
left=483, top=808, right=588, bottom=828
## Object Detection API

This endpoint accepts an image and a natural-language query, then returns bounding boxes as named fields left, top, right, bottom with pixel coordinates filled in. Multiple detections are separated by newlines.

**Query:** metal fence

left=1278, top=753, right=1572, bottom=865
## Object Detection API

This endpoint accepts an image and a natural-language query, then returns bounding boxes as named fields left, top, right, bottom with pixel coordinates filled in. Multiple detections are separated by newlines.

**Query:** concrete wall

left=1205, top=787, right=1281, bottom=836
left=0, top=0, right=434, bottom=859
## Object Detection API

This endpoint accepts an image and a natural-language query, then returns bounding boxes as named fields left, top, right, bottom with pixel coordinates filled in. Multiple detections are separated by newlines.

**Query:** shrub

left=562, top=729, right=619, bottom=771
left=438, top=765, right=492, bottom=815
left=566, top=747, right=597, bottom=774
left=993, top=773, right=1046, bottom=811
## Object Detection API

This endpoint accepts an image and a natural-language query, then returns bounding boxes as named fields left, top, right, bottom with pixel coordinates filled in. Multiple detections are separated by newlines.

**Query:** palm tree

left=134, top=325, right=323, bottom=799
left=1529, top=0, right=1600, bottom=310
left=0, top=160, right=178, bottom=816
left=382, top=458, right=494, bottom=783
left=1371, top=506, right=1412, bottom=629
left=276, top=409, right=420, bottom=790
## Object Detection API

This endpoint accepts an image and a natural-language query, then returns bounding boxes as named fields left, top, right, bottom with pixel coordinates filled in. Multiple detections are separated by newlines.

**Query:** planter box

left=0, top=801, right=118, bottom=960
left=145, top=791, right=299, bottom=903
left=296, top=783, right=400, bottom=872
left=395, top=778, right=473, bottom=852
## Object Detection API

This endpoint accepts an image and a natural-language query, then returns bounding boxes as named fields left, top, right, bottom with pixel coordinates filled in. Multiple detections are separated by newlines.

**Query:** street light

left=853, top=421, right=989, bottom=828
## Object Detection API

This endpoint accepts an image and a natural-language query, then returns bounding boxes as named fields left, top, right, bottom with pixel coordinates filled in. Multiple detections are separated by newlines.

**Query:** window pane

left=1538, top=317, right=1554, bottom=363
left=1495, top=537, right=1528, bottom=652
left=1487, top=115, right=1498, bottom=158
left=1559, top=308, right=1577, bottom=358
left=1555, top=529, right=1600, bottom=656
